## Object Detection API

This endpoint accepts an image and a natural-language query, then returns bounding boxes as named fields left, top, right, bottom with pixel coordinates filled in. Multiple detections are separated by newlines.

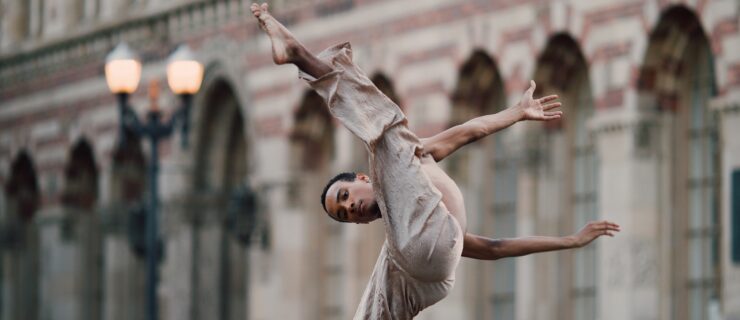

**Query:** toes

left=261, top=3, right=269, bottom=12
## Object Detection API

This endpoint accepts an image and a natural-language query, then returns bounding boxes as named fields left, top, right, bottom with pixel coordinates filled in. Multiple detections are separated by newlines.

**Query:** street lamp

left=105, top=42, right=203, bottom=320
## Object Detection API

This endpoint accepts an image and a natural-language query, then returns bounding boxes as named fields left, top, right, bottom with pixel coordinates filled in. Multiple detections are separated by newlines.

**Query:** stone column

left=159, top=198, right=194, bottom=320
left=29, top=0, right=43, bottom=38
left=2, top=206, right=40, bottom=320
left=41, top=0, right=65, bottom=38
left=61, top=0, right=84, bottom=34
left=83, top=0, right=99, bottom=21
left=101, top=206, right=146, bottom=320
left=37, top=207, right=103, bottom=320
left=592, top=108, right=662, bottom=320
left=514, top=125, right=538, bottom=320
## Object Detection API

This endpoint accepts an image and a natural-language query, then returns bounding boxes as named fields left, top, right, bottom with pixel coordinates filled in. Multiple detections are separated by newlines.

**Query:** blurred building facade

left=0, top=0, right=739, bottom=319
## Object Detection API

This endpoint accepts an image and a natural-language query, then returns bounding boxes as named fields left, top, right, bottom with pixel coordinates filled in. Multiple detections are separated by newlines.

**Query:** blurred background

left=0, top=0, right=739, bottom=319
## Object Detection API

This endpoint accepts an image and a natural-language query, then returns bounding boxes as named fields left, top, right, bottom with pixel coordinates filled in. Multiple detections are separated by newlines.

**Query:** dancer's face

left=324, top=173, right=381, bottom=223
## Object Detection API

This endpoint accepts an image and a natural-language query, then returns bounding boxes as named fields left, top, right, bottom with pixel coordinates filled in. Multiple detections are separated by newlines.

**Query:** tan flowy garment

left=301, top=43, right=464, bottom=320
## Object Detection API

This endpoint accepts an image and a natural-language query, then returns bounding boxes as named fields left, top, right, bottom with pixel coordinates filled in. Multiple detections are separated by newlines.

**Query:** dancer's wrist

left=512, top=103, right=527, bottom=122
left=563, top=235, right=580, bottom=248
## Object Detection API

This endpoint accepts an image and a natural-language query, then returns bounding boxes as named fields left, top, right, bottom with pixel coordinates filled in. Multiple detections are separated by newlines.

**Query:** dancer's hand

left=570, top=220, right=621, bottom=248
left=516, top=80, right=563, bottom=122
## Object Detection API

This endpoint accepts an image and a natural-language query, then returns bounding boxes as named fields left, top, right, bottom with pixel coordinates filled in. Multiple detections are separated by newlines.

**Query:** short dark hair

left=320, top=172, right=357, bottom=218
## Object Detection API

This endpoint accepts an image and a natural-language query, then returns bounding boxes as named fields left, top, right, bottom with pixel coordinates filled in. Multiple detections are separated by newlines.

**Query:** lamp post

left=105, top=43, right=203, bottom=320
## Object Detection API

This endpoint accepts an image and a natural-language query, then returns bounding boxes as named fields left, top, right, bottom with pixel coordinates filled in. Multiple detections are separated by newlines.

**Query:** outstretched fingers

left=538, top=95, right=559, bottom=104
left=601, top=220, right=621, bottom=237
left=541, top=111, right=562, bottom=120
left=542, top=101, right=562, bottom=111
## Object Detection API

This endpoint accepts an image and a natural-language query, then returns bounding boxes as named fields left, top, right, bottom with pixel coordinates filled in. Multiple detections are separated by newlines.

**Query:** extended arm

left=462, top=220, right=620, bottom=260
left=421, top=81, right=562, bottom=162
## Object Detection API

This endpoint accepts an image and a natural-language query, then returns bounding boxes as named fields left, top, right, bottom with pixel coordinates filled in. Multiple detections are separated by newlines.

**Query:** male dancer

left=251, top=3, right=620, bottom=319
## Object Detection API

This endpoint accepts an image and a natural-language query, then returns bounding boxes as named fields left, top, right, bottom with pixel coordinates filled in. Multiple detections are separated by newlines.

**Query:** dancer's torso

left=420, top=154, right=467, bottom=233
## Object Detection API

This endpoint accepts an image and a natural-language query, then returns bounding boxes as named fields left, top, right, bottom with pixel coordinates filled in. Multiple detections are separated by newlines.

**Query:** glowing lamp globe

left=166, top=45, right=203, bottom=95
left=105, top=42, right=142, bottom=94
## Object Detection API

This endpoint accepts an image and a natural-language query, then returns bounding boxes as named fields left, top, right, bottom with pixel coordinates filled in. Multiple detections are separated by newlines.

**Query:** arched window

left=291, top=91, right=334, bottom=172
left=451, top=51, right=514, bottom=319
left=5, top=151, right=39, bottom=222
left=111, top=129, right=146, bottom=203
left=533, top=34, right=596, bottom=320
left=639, top=7, right=719, bottom=319
left=3, top=151, right=41, bottom=320
left=62, top=139, right=98, bottom=209
left=193, top=79, right=250, bottom=320
left=56, top=138, right=102, bottom=319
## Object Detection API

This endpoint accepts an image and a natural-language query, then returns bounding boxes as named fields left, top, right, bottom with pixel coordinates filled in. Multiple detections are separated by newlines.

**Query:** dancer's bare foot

left=251, top=3, right=298, bottom=64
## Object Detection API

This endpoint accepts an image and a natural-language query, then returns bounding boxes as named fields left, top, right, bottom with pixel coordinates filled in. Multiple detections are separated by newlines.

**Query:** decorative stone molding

left=0, top=0, right=253, bottom=98
left=589, top=109, right=663, bottom=159
left=711, top=92, right=740, bottom=115
left=589, top=109, right=659, bottom=136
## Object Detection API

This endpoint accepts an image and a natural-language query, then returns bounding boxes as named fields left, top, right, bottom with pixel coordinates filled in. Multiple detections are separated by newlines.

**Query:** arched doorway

left=289, top=90, right=343, bottom=319
left=43, top=139, right=102, bottom=320
left=450, top=51, right=513, bottom=319
left=104, top=129, right=147, bottom=320
left=2, top=151, right=40, bottom=320
left=192, top=79, right=250, bottom=320
left=531, top=34, right=596, bottom=320
left=638, top=7, right=719, bottom=320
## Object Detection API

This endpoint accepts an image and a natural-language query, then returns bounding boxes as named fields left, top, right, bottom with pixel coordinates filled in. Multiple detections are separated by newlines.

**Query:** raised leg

left=251, top=3, right=333, bottom=79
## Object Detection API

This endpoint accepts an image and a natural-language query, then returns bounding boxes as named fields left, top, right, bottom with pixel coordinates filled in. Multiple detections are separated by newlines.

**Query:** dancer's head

left=320, top=172, right=381, bottom=224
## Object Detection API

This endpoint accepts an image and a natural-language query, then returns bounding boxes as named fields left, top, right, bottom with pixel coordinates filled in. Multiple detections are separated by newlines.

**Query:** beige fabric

left=302, top=43, right=464, bottom=320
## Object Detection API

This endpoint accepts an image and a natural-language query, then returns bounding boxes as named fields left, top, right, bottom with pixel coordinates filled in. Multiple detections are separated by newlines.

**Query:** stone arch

left=639, top=6, right=719, bottom=320
left=110, top=129, right=147, bottom=203
left=531, top=33, right=596, bottom=320
left=638, top=6, right=713, bottom=112
left=2, top=150, right=40, bottom=320
left=448, top=50, right=507, bottom=182
left=191, top=76, right=251, bottom=320
left=290, top=90, right=334, bottom=172
left=450, top=50, right=513, bottom=319
left=452, top=50, right=506, bottom=125
left=194, top=78, right=250, bottom=191
left=62, top=138, right=98, bottom=209
left=5, top=151, right=39, bottom=222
